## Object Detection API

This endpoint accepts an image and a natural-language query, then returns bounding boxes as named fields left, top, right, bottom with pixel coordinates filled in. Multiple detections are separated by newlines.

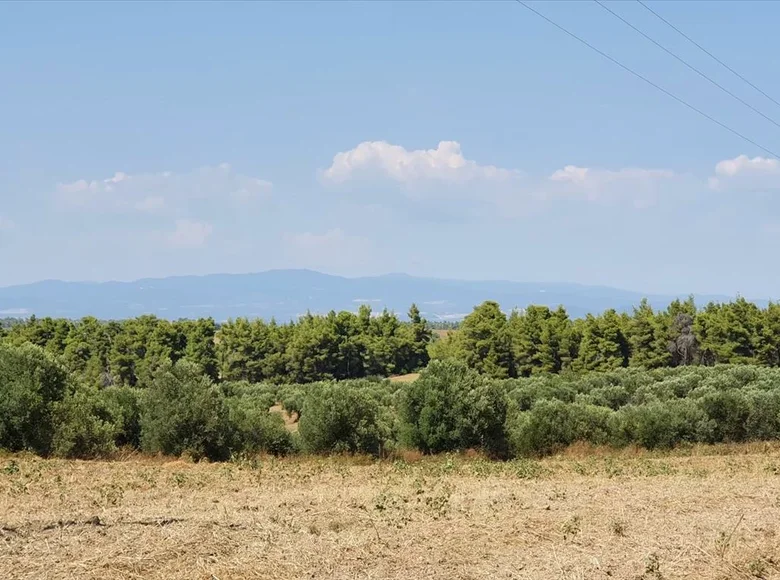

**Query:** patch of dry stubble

left=1, top=445, right=779, bottom=579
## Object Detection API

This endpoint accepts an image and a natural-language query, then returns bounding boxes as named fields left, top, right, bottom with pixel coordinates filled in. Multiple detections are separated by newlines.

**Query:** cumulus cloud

left=167, top=219, right=213, bottom=249
left=322, top=140, right=514, bottom=185
left=55, top=164, right=272, bottom=211
left=322, top=139, right=685, bottom=212
left=709, top=155, right=780, bottom=191
left=548, top=165, right=677, bottom=207
left=715, top=155, right=779, bottom=177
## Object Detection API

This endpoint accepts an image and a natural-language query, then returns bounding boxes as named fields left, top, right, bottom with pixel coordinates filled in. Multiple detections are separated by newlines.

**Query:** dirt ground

left=2, top=444, right=780, bottom=580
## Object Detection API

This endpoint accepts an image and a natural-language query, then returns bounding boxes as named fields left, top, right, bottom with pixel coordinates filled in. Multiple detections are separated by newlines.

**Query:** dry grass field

left=2, top=445, right=780, bottom=580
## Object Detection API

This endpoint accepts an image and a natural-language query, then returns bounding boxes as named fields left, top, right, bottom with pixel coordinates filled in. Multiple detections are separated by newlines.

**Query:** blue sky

left=3, top=1, right=780, bottom=297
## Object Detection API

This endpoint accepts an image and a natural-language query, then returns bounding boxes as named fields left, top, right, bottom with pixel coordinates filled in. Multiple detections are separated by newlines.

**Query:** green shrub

left=401, top=359, right=508, bottom=456
left=221, top=380, right=278, bottom=409
left=52, top=386, right=116, bottom=459
left=507, top=400, right=613, bottom=457
left=0, top=343, right=70, bottom=455
left=99, top=386, right=142, bottom=448
left=226, top=396, right=294, bottom=456
left=610, top=400, right=712, bottom=449
left=506, top=380, right=577, bottom=410
left=298, top=382, right=388, bottom=455
left=578, top=385, right=630, bottom=410
left=140, top=361, right=233, bottom=461
left=278, top=385, right=306, bottom=418
left=694, top=389, right=750, bottom=442
left=744, top=389, right=780, bottom=441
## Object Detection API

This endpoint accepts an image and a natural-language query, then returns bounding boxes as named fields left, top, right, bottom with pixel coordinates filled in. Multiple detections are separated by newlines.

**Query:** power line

left=637, top=0, right=780, bottom=110
left=594, top=0, right=780, bottom=131
left=514, top=1, right=780, bottom=159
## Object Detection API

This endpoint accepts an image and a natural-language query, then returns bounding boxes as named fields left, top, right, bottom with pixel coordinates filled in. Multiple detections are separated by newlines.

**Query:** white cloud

left=55, top=165, right=272, bottom=211
left=548, top=165, right=677, bottom=207
left=709, top=154, right=780, bottom=191
left=322, top=140, right=514, bottom=185
left=550, top=165, right=590, bottom=184
left=715, top=155, right=779, bottom=177
left=323, top=139, right=686, bottom=212
left=167, top=219, right=213, bottom=249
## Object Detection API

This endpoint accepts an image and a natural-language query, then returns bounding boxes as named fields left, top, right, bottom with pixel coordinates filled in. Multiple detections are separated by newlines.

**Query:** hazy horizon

left=0, top=267, right=769, bottom=301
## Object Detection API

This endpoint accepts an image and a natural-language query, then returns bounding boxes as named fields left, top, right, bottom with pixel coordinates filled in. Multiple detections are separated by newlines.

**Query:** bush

left=507, top=400, right=613, bottom=457
left=99, top=386, right=142, bottom=448
left=401, top=359, right=508, bottom=456
left=0, top=343, right=70, bottom=455
left=744, top=389, right=780, bottom=441
left=578, top=385, right=630, bottom=410
left=140, top=361, right=233, bottom=461
left=298, top=382, right=389, bottom=455
left=226, top=396, right=294, bottom=456
left=278, top=385, right=306, bottom=418
left=221, top=380, right=278, bottom=409
left=610, top=400, right=712, bottom=449
left=52, top=386, right=116, bottom=458
left=694, top=389, right=750, bottom=443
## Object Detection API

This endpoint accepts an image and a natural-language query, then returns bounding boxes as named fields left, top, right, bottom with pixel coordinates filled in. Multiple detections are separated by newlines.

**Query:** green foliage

left=226, top=395, right=293, bottom=456
left=427, top=331, right=461, bottom=361
left=507, top=400, right=612, bottom=457
left=10, top=296, right=780, bottom=388
left=696, top=298, right=761, bottom=365
left=575, top=310, right=630, bottom=372
left=99, top=386, right=142, bottom=448
left=396, top=304, right=432, bottom=373
left=52, top=385, right=116, bottom=459
left=139, top=361, right=233, bottom=461
left=182, top=318, right=219, bottom=380
left=0, top=343, right=70, bottom=455
left=9, top=295, right=780, bottom=463
left=629, top=299, right=672, bottom=369
left=610, top=400, right=711, bottom=449
left=298, top=381, right=390, bottom=455
left=457, top=301, right=513, bottom=378
left=401, top=359, right=508, bottom=456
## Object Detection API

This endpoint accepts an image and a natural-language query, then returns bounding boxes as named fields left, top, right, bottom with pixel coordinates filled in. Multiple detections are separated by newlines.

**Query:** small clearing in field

left=2, top=445, right=780, bottom=580
left=389, top=373, right=420, bottom=383
left=268, top=404, right=299, bottom=432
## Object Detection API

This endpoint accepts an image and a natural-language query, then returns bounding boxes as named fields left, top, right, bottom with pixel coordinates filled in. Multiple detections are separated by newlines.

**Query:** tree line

left=3, top=295, right=780, bottom=388
left=432, top=297, right=780, bottom=377
left=3, top=341, right=780, bottom=461
left=0, top=305, right=431, bottom=387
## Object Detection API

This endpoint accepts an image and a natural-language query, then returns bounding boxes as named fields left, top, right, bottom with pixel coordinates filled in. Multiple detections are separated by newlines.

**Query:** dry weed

left=1, top=445, right=779, bottom=579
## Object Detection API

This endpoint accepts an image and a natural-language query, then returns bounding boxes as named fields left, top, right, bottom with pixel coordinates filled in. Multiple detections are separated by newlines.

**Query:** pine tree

left=628, top=299, right=671, bottom=368
left=510, top=305, right=551, bottom=377
left=457, top=301, right=513, bottom=378
left=539, top=305, right=576, bottom=373
left=575, top=310, right=629, bottom=372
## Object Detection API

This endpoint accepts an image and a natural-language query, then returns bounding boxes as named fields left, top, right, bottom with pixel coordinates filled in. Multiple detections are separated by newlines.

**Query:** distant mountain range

left=0, top=269, right=763, bottom=322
